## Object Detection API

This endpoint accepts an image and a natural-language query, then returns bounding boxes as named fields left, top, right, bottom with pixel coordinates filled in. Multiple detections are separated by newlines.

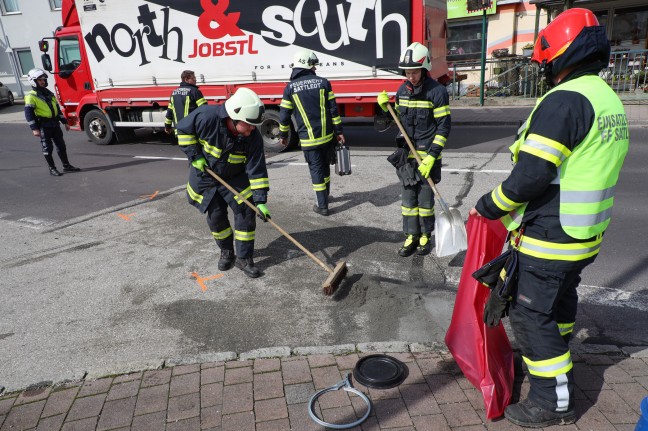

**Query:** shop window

left=49, top=0, right=62, bottom=10
left=15, top=49, right=34, bottom=75
left=609, top=6, right=648, bottom=50
left=1, top=0, right=20, bottom=14
left=447, top=19, right=484, bottom=62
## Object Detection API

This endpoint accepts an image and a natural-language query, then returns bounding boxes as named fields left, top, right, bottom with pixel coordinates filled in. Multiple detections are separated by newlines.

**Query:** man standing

left=279, top=49, right=345, bottom=216
left=470, top=9, right=629, bottom=427
left=176, top=88, right=271, bottom=278
left=165, top=70, right=207, bottom=135
left=377, top=42, right=451, bottom=256
left=24, top=68, right=80, bottom=176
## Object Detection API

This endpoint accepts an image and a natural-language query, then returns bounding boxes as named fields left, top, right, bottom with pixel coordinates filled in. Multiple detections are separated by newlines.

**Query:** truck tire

left=84, top=109, right=115, bottom=145
left=259, top=108, right=296, bottom=153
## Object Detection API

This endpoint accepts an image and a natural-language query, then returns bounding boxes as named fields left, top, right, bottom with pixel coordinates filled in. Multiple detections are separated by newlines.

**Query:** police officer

left=165, top=70, right=207, bottom=135
left=176, top=88, right=271, bottom=278
left=24, top=68, right=80, bottom=176
left=278, top=49, right=345, bottom=216
left=469, top=9, right=629, bottom=427
left=377, top=42, right=451, bottom=256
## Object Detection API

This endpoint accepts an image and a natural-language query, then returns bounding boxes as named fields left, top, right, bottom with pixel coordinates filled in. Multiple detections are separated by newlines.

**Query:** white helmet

left=28, top=68, right=48, bottom=87
left=291, top=49, right=319, bottom=69
left=398, top=42, right=431, bottom=71
left=225, top=88, right=265, bottom=126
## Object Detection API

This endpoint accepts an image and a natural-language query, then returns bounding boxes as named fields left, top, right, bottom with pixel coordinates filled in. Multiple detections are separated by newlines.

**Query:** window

left=609, top=6, right=648, bottom=50
left=15, top=49, right=34, bottom=75
left=58, top=36, right=81, bottom=74
left=447, top=19, right=484, bottom=62
left=1, top=0, right=20, bottom=14
left=49, top=0, right=62, bottom=10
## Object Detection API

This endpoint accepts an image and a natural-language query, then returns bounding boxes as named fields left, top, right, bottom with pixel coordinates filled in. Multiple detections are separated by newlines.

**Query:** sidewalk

left=1, top=342, right=646, bottom=430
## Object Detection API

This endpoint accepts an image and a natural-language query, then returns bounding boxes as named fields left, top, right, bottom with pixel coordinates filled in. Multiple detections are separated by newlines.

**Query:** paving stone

left=134, top=384, right=169, bottom=416
left=574, top=362, right=609, bottom=391
left=574, top=400, right=616, bottom=431
left=201, top=382, right=223, bottom=408
left=416, top=357, right=454, bottom=376
left=222, top=383, right=253, bottom=415
left=66, top=394, right=106, bottom=421
left=201, top=361, right=225, bottom=370
left=166, top=416, right=200, bottom=430
left=410, top=414, right=451, bottom=431
left=15, top=386, right=51, bottom=406
left=131, top=411, right=166, bottom=431
left=201, top=405, right=222, bottom=429
left=113, top=372, right=142, bottom=384
left=287, top=402, right=323, bottom=431
left=350, top=393, right=374, bottom=419
left=400, top=383, right=441, bottom=416
left=373, top=398, right=413, bottom=428
left=0, top=397, right=15, bottom=416
left=311, top=366, right=342, bottom=390
left=96, top=396, right=136, bottom=430
left=1, top=400, right=45, bottom=430
left=170, top=372, right=200, bottom=397
left=141, top=369, right=172, bottom=388
left=368, top=386, right=401, bottom=400
left=610, top=382, right=648, bottom=414
left=35, top=413, right=65, bottom=431
left=254, top=371, right=284, bottom=401
left=221, top=411, right=255, bottom=431
left=587, top=389, right=637, bottom=424
left=593, top=364, right=636, bottom=384
left=336, top=354, right=360, bottom=371
left=285, top=383, right=315, bottom=405
left=201, top=366, right=225, bottom=385
left=256, top=418, right=291, bottom=431
left=617, top=358, right=648, bottom=377
left=402, top=360, right=425, bottom=386
left=463, top=387, right=486, bottom=413
left=426, top=374, right=468, bottom=404
left=77, top=378, right=112, bottom=398
left=438, top=401, right=482, bottom=427
left=106, top=380, right=140, bottom=401
left=254, top=397, right=288, bottom=422
left=320, top=405, right=362, bottom=430
left=41, top=387, right=78, bottom=418
left=281, top=359, right=312, bottom=385
left=61, top=417, right=98, bottom=431
left=167, top=392, right=200, bottom=422
left=224, top=367, right=253, bottom=385
left=254, top=358, right=281, bottom=374
left=307, top=354, right=337, bottom=368
left=172, top=364, right=201, bottom=376
left=225, top=360, right=253, bottom=369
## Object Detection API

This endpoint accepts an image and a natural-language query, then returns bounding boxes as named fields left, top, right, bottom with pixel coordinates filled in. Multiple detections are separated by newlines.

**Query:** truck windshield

left=58, top=36, right=81, bottom=75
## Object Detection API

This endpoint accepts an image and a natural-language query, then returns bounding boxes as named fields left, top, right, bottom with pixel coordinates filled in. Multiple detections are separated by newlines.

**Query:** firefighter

left=377, top=42, right=451, bottom=256
left=469, top=9, right=629, bottom=427
left=278, top=49, right=345, bottom=216
left=164, top=70, right=207, bottom=135
left=24, top=68, right=80, bottom=176
left=175, top=88, right=270, bottom=278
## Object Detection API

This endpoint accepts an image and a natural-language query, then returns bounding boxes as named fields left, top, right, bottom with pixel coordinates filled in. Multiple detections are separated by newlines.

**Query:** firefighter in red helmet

left=470, top=8, right=629, bottom=427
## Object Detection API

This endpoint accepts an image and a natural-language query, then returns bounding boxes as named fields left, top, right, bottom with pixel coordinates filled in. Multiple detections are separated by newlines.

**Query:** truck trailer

left=40, top=0, right=449, bottom=152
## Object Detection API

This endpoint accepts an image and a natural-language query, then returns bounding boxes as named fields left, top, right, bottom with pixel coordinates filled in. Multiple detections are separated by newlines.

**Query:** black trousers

left=303, top=144, right=331, bottom=209
left=205, top=185, right=257, bottom=259
left=40, top=125, right=70, bottom=168
left=509, top=254, right=589, bottom=412
left=401, top=178, right=435, bottom=236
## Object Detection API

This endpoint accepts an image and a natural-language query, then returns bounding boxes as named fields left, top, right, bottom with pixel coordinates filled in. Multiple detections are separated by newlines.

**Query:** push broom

left=205, top=168, right=347, bottom=295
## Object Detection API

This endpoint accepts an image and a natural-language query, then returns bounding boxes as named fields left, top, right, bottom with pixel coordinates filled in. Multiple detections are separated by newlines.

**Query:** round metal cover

left=353, top=354, right=408, bottom=389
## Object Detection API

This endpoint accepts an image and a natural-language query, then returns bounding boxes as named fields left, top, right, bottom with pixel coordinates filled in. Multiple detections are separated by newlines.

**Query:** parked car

left=0, top=82, right=15, bottom=106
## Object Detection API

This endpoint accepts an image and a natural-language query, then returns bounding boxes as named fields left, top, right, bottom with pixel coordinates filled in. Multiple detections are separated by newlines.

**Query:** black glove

left=387, top=147, right=407, bottom=169
left=484, top=289, right=510, bottom=327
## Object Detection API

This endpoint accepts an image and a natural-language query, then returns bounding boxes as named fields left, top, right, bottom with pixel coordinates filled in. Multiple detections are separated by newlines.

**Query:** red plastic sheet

left=444, top=214, right=514, bottom=419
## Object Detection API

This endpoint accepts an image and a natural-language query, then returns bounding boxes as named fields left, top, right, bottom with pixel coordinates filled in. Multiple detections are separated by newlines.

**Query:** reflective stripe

left=299, top=134, right=334, bottom=148
left=492, top=184, right=523, bottom=212
left=561, top=186, right=615, bottom=204
left=312, top=182, right=327, bottom=192
left=399, top=99, right=434, bottom=109
left=320, top=89, right=326, bottom=138
left=233, top=186, right=253, bottom=204
left=186, top=183, right=203, bottom=204
left=196, top=97, right=207, bottom=107
left=200, top=139, right=222, bottom=159
left=28, top=120, right=37, bottom=126
left=279, top=123, right=290, bottom=132
left=560, top=208, right=612, bottom=227
left=520, top=134, right=571, bottom=166
left=332, top=116, right=342, bottom=125
left=25, top=103, right=35, bottom=108
left=184, top=97, right=190, bottom=118
left=212, top=227, right=232, bottom=240
left=433, top=135, right=447, bottom=148
left=512, top=232, right=602, bottom=261
left=558, top=322, right=575, bottom=336
left=280, top=99, right=293, bottom=109
left=419, top=207, right=435, bottom=217
left=501, top=204, right=526, bottom=230
left=433, top=105, right=451, bottom=118
left=517, top=120, right=528, bottom=137
left=292, top=94, right=314, bottom=140
left=227, top=154, right=246, bottom=164
left=523, top=351, right=573, bottom=378
left=250, top=177, right=269, bottom=190
left=408, top=150, right=430, bottom=159
left=234, top=230, right=255, bottom=241
left=401, top=206, right=419, bottom=216
left=555, top=374, right=571, bottom=412
left=177, top=134, right=197, bottom=146
left=324, top=176, right=330, bottom=184
left=328, top=91, right=336, bottom=100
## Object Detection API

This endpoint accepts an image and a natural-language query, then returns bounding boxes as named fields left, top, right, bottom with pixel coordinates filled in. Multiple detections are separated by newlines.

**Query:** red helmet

left=532, top=8, right=609, bottom=82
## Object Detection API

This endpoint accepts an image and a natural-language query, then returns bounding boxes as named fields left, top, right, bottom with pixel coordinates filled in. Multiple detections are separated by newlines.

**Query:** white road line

left=579, top=284, right=648, bottom=312
left=442, top=168, right=510, bottom=174
left=134, top=156, right=186, bottom=161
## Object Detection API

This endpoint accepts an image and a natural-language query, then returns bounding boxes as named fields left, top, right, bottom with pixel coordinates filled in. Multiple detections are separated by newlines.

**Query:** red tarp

left=444, top=214, right=514, bottom=419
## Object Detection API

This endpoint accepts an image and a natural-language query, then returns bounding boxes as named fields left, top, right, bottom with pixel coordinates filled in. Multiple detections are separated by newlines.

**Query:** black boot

left=504, top=398, right=575, bottom=428
left=63, top=164, right=81, bottom=172
left=417, top=233, right=432, bottom=256
left=218, top=249, right=235, bottom=271
left=398, top=234, right=419, bottom=257
left=235, top=257, right=261, bottom=278
left=313, top=204, right=329, bottom=216
left=49, top=166, right=62, bottom=176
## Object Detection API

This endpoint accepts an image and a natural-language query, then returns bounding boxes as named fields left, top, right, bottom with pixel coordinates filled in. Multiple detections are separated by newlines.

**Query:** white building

left=0, top=0, right=62, bottom=99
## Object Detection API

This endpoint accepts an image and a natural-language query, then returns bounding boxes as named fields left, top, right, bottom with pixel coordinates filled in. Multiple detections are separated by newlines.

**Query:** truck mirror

left=41, top=54, right=53, bottom=72
left=39, top=40, right=49, bottom=52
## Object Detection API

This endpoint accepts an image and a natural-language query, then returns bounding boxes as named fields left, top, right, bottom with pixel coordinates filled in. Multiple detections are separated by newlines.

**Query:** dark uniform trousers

left=509, top=254, right=588, bottom=412
left=401, top=160, right=435, bottom=236
left=40, top=122, right=70, bottom=167
left=303, top=144, right=331, bottom=209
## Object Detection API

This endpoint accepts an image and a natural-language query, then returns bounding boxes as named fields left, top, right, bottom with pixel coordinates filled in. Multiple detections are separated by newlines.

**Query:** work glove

left=377, top=90, right=390, bottom=112
left=164, top=125, right=173, bottom=135
left=191, top=157, right=207, bottom=172
left=256, top=203, right=271, bottom=222
left=483, top=289, right=510, bottom=327
left=417, top=155, right=435, bottom=179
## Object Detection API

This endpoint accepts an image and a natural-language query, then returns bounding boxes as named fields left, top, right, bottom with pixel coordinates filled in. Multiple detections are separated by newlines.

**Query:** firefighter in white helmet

left=175, top=87, right=270, bottom=278
left=377, top=42, right=451, bottom=256
left=278, top=49, right=345, bottom=216
left=24, top=68, right=80, bottom=176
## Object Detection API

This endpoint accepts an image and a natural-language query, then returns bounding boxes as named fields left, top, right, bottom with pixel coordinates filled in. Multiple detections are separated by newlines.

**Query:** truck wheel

left=259, top=109, right=295, bottom=153
left=7, top=92, right=14, bottom=106
left=84, top=109, right=114, bottom=145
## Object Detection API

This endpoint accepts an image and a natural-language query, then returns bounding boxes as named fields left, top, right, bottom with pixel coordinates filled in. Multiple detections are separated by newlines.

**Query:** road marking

left=442, top=168, right=510, bottom=174
left=117, top=213, right=135, bottom=221
left=579, top=284, right=648, bottom=312
left=17, top=217, right=57, bottom=226
left=140, top=191, right=159, bottom=200
left=190, top=272, right=224, bottom=291
left=134, top=156, right=186, bottom=161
